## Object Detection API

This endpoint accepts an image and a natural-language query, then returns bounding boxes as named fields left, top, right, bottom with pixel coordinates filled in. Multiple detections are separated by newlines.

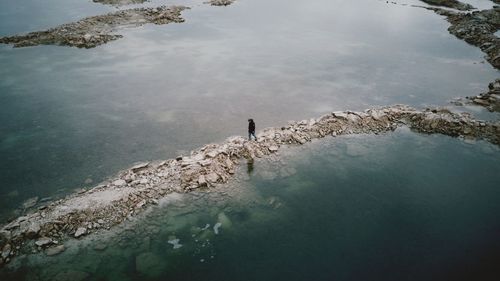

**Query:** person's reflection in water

left=247, top=158, right=254, bottom=175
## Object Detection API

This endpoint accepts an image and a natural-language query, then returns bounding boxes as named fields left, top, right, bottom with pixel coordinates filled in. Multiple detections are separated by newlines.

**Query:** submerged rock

left=46, top=245, right=65, bottom=256
left=135, top=252, right=166, bottom=278
left=22, top=197, right=39, bottom=209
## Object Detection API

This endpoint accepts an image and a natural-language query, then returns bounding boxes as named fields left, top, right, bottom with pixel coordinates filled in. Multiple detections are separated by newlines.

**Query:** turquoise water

left=0, top=0, right=498, bottom=218
left=2, top=130, right=499, bottom=280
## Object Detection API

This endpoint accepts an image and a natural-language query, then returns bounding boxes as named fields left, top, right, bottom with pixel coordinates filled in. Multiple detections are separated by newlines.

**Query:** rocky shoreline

left=1, top=104, right=499, bottom=267
left=92, top=0, right=148, bottom=6
left=419, top=6, right=500, bottom=70
left=0, top=6, right=188, bottom=48
left=466, top=79, right=500, bottom=111
left=205, top=0, right=236, bottom=6
left=420, top=0, right=473, bottom=11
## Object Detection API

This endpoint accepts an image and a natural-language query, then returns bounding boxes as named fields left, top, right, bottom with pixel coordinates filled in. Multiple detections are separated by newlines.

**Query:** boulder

left=35, top=237, right=53, bottom=247
left=198, top=175, right=207, bottom=187
left=113, top=179, right=127, bottom=187
left=46, top=245, right=65, bottom=256
left=74, top=227, right=87, bottom=238
left=206, top=172, right=219, bottom=183
left=131, top=162, right=149, bottom=172
left=1, top=244, right=11, bottom=259
left=24, top=222, right=41, bottom=238
left=268, top=146, right=279, bottom=152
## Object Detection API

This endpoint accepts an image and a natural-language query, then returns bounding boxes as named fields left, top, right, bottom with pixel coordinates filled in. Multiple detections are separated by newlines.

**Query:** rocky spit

left=420, top=0, right=473, bottom=11
left=467, top=79, right=500, bottom=112
left=92, top=0, right=148, bottom=6
left=1, top=104, right=499, bottom=267
left=0, top=6, right=188, bottom=48
left=205, top=0, right=236, bottom=6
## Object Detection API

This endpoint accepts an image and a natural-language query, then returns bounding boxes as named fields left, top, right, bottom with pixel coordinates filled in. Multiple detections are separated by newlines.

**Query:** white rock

left=268, top=146, right=279, bottom=152
left=74, top=227, right=87, bottom=238
left=213, top=222, right=222, bottom=235
left=35, top=237, right=52, bottom=247
left=113, top=179, right=127, bottom=187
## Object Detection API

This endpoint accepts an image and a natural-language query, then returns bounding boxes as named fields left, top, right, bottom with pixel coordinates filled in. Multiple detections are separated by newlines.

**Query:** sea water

left=2, top=129, right=499, bottom=280
left=0, top=0, right=498, bottom=217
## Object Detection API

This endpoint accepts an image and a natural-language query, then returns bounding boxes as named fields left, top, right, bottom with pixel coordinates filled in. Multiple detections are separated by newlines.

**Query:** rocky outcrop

left=467, top=79, right=500, bottom=112
left=420, top=0, right=474, bottom=11
left=1, top=104, right=499, bottom=267
left=205, top=0, right=236, bottom=6
left=92, top=0, right=148, bottom=6
left=0, top=6, right=188, bottom=48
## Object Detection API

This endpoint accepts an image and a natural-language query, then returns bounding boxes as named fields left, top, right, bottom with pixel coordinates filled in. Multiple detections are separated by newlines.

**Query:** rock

left=217, top=212, right=232, bottom=229
left=206, top=150, right=219, bottom=158
left=53, top=270, right=89, bottom=281
left=206, top=0, right=236, bottom=6
left=74, top=227, right=87, bottom=238
left=97, top=219, right=105, bottom=224
left=167, top=238, right=182, bottom=249
left=268, top=145, right=279, bottom=152
left=135, top=252, right=166, bottom=278
left=213, top=222, right=222, bottom=235
left=1, top=244, right=11, bottom=259
left=35, top=237, right=53, bottom=247
left=198, top=175, right=207, bottom=187
left=131, top=162, right=149, bottom=172
left=22, top=197, right=39, bottom=209
left=135, top=200, right=146, bottom=209
left=25, top=222, right=41, bottom=238
left=473, top=98, right=490, bottom=106
left=206, top=172, right=219, bottom=183
left=46, top=245, right=65, bottom=256
left=198, top=159, right=212, bottom=167
left=113, top=179, right=127, bottom=187
left=84, top=178, right=93, bottom=184
left=0, top=230, right=11, bottom=244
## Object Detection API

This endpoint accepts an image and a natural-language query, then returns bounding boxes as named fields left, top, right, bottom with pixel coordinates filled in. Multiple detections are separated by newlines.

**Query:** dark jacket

left=248, top=120, right=255, bottom=133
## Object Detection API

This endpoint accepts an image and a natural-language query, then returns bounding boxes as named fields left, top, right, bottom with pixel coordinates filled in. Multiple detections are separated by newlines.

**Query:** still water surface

left=0, top=0, right=498, bottom=220
left=2, top=130, right=499, bottom=280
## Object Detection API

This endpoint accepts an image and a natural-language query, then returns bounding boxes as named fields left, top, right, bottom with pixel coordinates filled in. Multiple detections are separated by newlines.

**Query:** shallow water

left=2, top=129, right=500, bottom=280
left=0, top=0, right=498, bottom=218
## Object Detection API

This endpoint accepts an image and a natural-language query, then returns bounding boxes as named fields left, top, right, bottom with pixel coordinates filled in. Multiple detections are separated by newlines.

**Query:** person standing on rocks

left=248, top=119, right=257, bottom=141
